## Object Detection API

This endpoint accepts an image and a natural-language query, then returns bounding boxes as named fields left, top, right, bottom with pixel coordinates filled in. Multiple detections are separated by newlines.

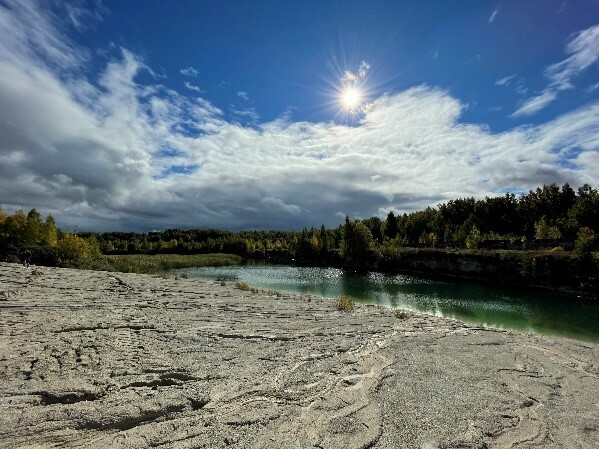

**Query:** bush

left=234, top=282, right=258, bottom=293
left=334, top=295, right=355, bottom=311
left=574, top=227, right=596, bottom=260
left=395, top=310, right=410, bottom=320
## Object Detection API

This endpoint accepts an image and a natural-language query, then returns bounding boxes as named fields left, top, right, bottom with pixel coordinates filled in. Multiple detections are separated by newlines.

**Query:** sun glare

left=320, top=60, right=372, bottom=121
left=342, top=87, right=361, bottom=110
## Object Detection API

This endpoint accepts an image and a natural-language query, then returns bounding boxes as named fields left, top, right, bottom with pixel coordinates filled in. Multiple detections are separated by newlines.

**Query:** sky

left=0, top=0, right=598, bottom=232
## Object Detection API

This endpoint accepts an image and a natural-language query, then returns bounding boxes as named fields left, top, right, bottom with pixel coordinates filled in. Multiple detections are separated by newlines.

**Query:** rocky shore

left=0, top=262, right=597, bottom=448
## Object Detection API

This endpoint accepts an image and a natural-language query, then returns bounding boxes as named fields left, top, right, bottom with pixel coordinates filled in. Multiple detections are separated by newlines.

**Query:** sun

left=342, top=87, right=361, bottom=111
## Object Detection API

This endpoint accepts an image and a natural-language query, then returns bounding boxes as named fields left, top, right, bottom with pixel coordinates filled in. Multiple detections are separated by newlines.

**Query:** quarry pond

left=178, top=263, right=599, bottom=343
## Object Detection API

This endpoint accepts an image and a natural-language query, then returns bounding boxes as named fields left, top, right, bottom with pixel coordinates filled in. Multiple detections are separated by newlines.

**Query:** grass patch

left=231, top=282, right=284, bottom=297
left=395, top=309, right=410, bottom=320
left=234, top=281, right=259, bottom=293
left=82, top=253, right=242, bottom=275
left=334, top=295, right=355, bottom=312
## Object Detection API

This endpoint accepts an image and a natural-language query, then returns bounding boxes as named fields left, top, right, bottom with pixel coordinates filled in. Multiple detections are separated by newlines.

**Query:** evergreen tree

left=384, top=211, right=398, bottom=239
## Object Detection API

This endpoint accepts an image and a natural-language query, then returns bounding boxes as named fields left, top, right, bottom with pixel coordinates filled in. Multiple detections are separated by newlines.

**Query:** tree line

left=1, top=183, right=597, bottom=268
left=0, top=208, right=101, bottom=266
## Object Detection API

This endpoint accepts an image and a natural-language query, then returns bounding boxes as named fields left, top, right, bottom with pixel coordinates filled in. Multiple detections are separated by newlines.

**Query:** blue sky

left=0, top=0, right=598, bottom=231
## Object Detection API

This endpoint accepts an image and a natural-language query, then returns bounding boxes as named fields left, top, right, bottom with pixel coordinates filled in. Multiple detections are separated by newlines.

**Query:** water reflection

left=179, top=264, right=599, bottom=343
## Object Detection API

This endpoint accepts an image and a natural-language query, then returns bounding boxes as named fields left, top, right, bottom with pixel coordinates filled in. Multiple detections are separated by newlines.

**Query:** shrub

left=235, top=281, right=250, bottom=290
left=234, top=282, right=258, bottom=293
left=334, top=295, right=355, bottom=311
left=395, top=310, right=410, bottom=320
left=574, top=227, right=596, bottom=260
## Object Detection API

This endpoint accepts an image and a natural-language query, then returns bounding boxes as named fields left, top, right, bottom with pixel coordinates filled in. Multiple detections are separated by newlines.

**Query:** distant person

left=22, top=249, right=32, bottom=268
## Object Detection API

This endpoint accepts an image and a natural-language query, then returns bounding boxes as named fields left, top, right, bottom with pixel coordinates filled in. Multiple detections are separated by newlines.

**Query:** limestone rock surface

left=0, top=263, right=597, bottom=448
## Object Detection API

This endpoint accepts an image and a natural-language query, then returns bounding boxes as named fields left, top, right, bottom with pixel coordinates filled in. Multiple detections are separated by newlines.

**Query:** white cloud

left=545, top=24, right=599, bottom=91
left=515, top=83, right=528, bottom=96
left=358, top=61, right=370, bottom=79
left=512, top=91, right=558, bottom=117
left=237, top=90, right=249, bottom=100
left=0, top=0, right=89, bottom=70
left=342, top=71, right=357, bottom=82
left=558, top=2, right=567, bottom=13
left=588, top=81, right=599, bottom=92
left=488, top=75, right=527, bottom=98
left=230, top=106, right=260, bottom=123
left=180, top=66, right=198, bottom=77
left=489, top=7, right=500, bottom=23
left=515, top=23, right=599, bottom=116
left=65, top=2, right=106, bottom=31
left=0, top=2, right=598, bottom=231
left=184, top=81, right=204, bottom=93
left=342, top=61, right=370, bottom=83
left=495, top=74, right=516, bottom=86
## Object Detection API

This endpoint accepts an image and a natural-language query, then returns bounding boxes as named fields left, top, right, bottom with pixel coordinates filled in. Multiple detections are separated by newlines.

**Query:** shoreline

left=1, top=262, right=598, bottom=448
left=181, top=265, right=599, bottom=344
left=330, top=248, right=599, bottom=302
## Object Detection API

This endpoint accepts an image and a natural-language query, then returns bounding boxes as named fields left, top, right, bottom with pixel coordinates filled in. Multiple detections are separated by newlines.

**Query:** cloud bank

left=0, top=2, right=598, bottom=231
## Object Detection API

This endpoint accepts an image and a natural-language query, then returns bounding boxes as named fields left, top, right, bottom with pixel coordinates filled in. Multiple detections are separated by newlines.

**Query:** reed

left=82, top=253, right=242, bottom=274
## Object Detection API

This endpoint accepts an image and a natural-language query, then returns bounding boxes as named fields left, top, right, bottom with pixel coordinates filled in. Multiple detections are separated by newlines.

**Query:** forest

left=1, top=183, right=597, bottom=269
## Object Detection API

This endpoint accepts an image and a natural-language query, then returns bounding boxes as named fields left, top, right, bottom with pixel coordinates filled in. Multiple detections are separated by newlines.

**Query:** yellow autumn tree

left=43, top=215, right=58, bottom=247
left=57, top=233, right=101, bottom=265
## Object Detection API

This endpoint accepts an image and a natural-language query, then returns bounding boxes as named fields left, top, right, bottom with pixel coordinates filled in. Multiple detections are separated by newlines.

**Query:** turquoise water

left=179, top=263, right=599, bottom=343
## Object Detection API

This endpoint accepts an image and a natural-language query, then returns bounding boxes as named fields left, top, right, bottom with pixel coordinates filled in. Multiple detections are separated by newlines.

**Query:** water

left=178, top=263, right=599, bottom=343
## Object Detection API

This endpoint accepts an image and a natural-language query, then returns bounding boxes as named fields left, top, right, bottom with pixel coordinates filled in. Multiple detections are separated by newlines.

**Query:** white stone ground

left=0, top=263, right=597, bottom=448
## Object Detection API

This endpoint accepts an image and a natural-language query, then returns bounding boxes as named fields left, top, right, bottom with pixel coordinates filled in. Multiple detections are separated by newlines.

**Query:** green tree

left=419, top=232, right=438, bottom=248
left=569, top=184, right=599, bottom=233
left=295, top=228, right=314, bottom=262
left=384, top=211, right=398, bottom=240
left=363, top=217, right=384, bottom=244
left=24, top=209, right=44, bottom=245
left=43, top=215, right=58, bottom=247
left=534, top=217, right=562, bottom=239
left=57, top=233, right=101, bottom=265
left=341, top=217, right=374, bottom=265
left=465, top=227, right=483, bottom=249
left=574, top=227, right=596, bottom=260
left=319, top=225, right=329, bottom=256
left=3, top=210, right=27, bottom=244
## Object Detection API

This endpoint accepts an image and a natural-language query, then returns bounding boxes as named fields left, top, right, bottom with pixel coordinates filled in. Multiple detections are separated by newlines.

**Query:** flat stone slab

left=0, top=262, right=597, bottom=448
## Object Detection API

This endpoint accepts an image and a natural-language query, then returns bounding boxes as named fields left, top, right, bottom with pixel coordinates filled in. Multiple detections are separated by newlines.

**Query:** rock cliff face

left=1, top=263, right=598, bottom=448
left=379, top=249, right=599, bottom=299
